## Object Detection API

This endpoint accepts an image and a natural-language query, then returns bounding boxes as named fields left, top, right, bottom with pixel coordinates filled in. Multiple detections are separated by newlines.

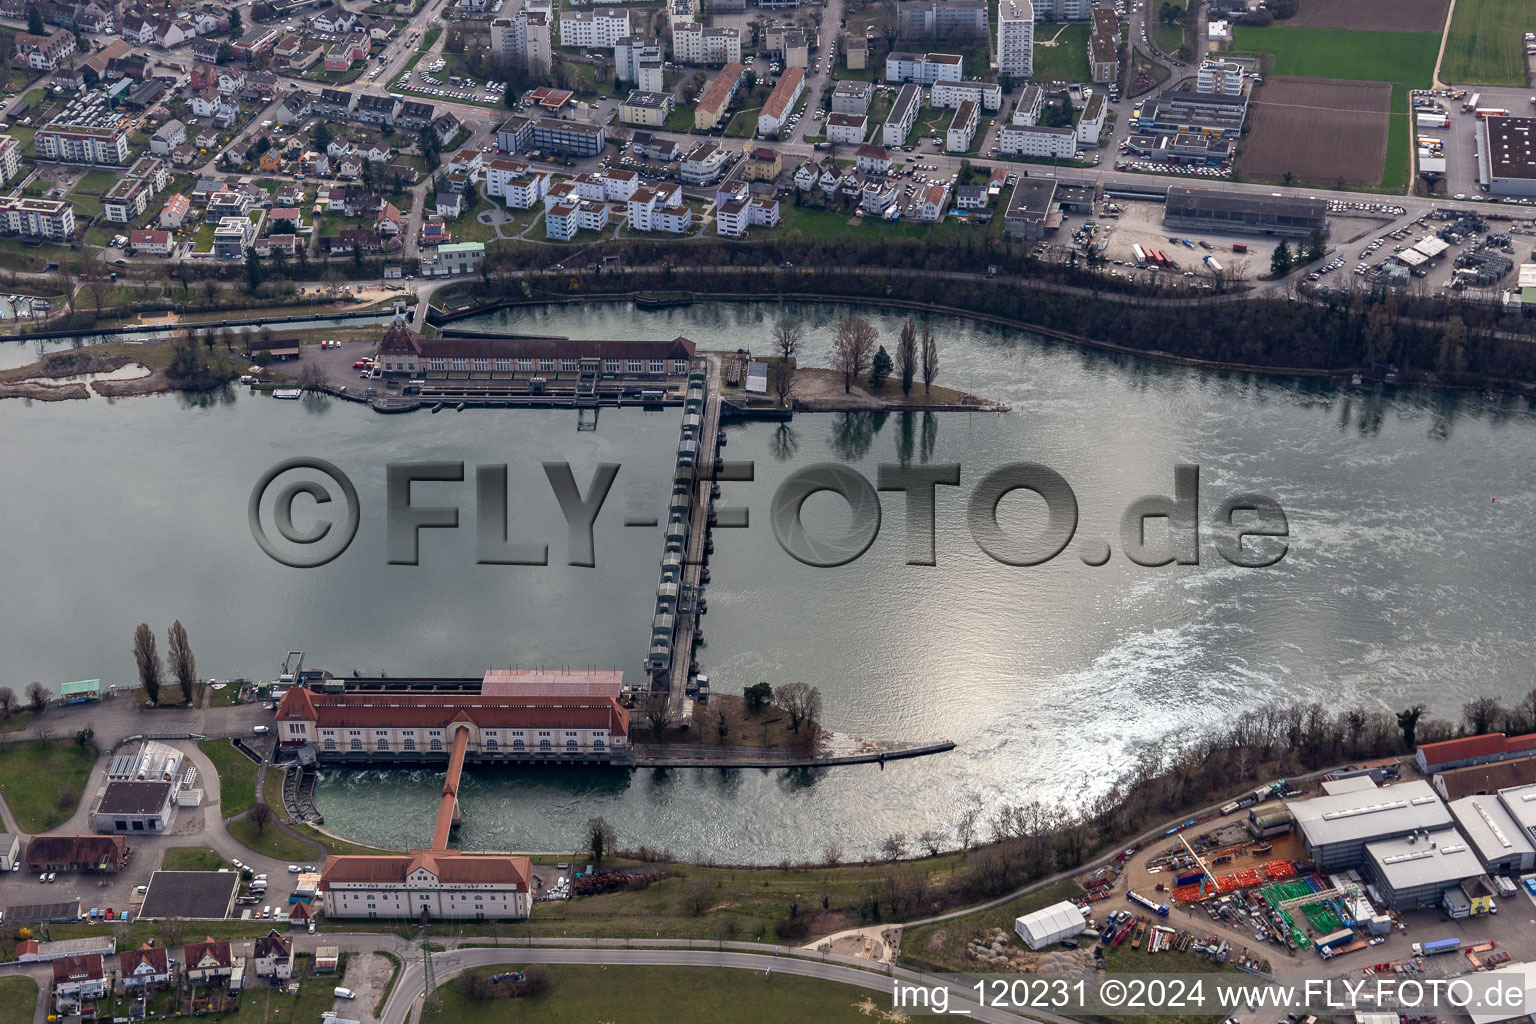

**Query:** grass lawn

left=74, top=168, right=122, bottom=194
left=724, top=108, right=760, bottom=138
left=290, top=822, right=398, bottom=856
left=210, top=957, right=344, bottom=1023
left=1382, top=84, right=1412, bottom=194
left=1151, top=0, right=1186, bottom=57
left=1440, top=0, right=1536, bottom=86
left=0, top=977, right=37, bottom=1024
left=662, top=105, right=695, bottom=133
left=454, top=194, right=499, bottom=244
left=191, top=219, right=217, bottom=253
left=226, top=816, right=320, bottom=862
left=0, top=710, right=37, bottom=733
left=71, top=193, right=104, bottom=219
left=0, top=740, right=97, bottom=833
left=162, top=846, right=230, bottom=872
left=199, top=739, right=260, bottom=818
left=899, top=879, right=1081, bottom=972
left=1233, top=26, right=1439, bottom=88
left=437, top=965, right=899, bottom=1023
left=1031, top=23, right=1093, bottom=81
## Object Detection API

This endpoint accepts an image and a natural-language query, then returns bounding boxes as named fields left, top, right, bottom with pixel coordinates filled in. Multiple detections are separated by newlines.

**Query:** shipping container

left=1132, top=243, right=1146, bottom=264
left=1476, top=108, right=1510, bottom=119
left=1416, top=113, right=1450, bottom=129
left=1412, top=937, right=1461, bottom=956
left=1232, top=242, right=1248, bottom=253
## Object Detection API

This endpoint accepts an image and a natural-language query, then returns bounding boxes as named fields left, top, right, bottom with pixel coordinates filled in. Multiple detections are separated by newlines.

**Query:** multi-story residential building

left=1034, top=0, right=1092, bottom=18
left=614, top=36, right=661, bottom=82
left=997, top=0, right=1034, bottom=77
left=496, top=116, right=606, bottom=157
left=762, top=25, right=809, bottom=67
left=0, top=198, right=75, bottom=240
left=546, top=198, right=609, bottom=240
left=559, top=9, right=630, bottom=48
left=0, top=135, right=20, bottom=187
left=103, top=176, right=154, bottom=223
left=119, top=947, right=171, bottom=990
left=212, top=216, right=253, bottom=258
left=1197, top=59, right=1245, bottom=96
left=831, top=79, right=873, bottom=115
left=233, top=25, right=281, bottom=58
left=182, top=940, right=232, bottom=985
left=485, top=159, right=551, bottom=207
left=159, top=193, right=191, bottom=230
left=845, top=34, right=868, bottom=69
left=313, top=88, right=358, bottom=120
left=915, top=181, right=949, bottom=220
left=756, top=66, right=805, bottom=135
left=694, top=62, right=745, bottom=130
left=602, top=168, right=640, bottom=200
left=35, top=107, right=130, bottom=164
left=1013, top=84, right=1045, bottom=124
left=628, top=185, right=690, bottom=233
left=1076, top=91, right=1106, bottom=145
left=715, top=195, right=780, bottom=237
left=636, top=57, right=664, bottom=92
left=896, top=0, right=988, bottom=37
left=680, top=141, right=731, bottom=183
left=672, top=22, right=741, bottom=65
left=52, top=955, right=106, bottom=1006
left=930, top=78, right=1002, bottom=111
left=855, top=143, right=892, bottom=175
left=129, top=229, right=173, bottom=255
left=999, top=122, right=1076, bottom=158
left=492, top=11, right=552, bottom=75
left=620, top=90, right=674, bottom=126
left=945, top=99, right=977, bottom=152
left=825, top=112, right=868, bottom=145
left=884, top=83, right=921, bottom=146
left=320, top=850, right=534, bottom=920
left=13, top=28, right=76, bottom=70
left=149, top=119, right=186, bottom=155
left=1089, top=9, right=1120, bottom=83
left=885, top=51, right=963, bottom=85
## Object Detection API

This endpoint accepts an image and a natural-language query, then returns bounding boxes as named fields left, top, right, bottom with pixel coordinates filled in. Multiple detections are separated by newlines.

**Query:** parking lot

left=408, top=57, right=507, bottom=105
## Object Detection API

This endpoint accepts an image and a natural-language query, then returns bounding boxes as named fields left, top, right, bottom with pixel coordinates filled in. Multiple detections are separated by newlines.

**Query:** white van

left=334, top=988, right=356, bottom=1000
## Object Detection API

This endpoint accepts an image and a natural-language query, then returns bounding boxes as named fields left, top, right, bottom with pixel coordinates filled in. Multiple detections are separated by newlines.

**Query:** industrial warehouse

left=1162, top=186, right=1329, bottom=239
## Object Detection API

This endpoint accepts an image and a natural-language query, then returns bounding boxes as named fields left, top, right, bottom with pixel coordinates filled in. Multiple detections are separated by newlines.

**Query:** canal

left=4, top=299, right=1535, bottom=862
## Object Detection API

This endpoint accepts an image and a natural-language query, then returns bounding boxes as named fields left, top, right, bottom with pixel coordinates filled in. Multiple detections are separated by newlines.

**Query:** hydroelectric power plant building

left=274, top=669, right=632, bottom=764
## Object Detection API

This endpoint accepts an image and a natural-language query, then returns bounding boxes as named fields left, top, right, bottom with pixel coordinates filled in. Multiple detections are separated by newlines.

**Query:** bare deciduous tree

left=821, top=840, right=844, bottom=866
left=26, top=682, right=50, bottom=713
left=642, top=690, right=673, bottom=735
left=831, top=316, right=877, bottom=393
left=771, top=314, right=802, bottom=406
left=918, top=828, right=943, bottom=857
left=583, top=816, right=617, bottom=864
left=880, top=832, right=908, bottom=861
left=771, top=682, right=821, bottom=734
left=249, top=800, right=272, bottom=834
left=684, top=875, right=718, bottom=916
left=168, top=620, right=196, bottom=704
left=133, top=623, right=162, bottom=704
left=0, top=686, right=15, bottom=719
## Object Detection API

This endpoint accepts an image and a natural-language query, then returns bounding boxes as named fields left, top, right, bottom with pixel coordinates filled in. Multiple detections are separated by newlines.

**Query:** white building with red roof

left=319, top=849, right=533, bottom=920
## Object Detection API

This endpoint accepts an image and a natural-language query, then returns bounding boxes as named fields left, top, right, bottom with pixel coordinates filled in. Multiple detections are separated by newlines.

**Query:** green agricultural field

left=0, top=740, right=98, bottom=833
left=1031, top=23, right=1092, bottom=82
left=1233, top=26, right=1440, bottom=88
left=436, top=965, right=899, bottom=1024
left=1440, top=0, right=1536, bottom=86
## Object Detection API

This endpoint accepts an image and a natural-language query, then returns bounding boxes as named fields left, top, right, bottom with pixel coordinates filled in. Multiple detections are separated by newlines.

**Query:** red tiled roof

left=53, top=954, right=104, bottom=982
left=320, top=849, right=532, bottom=890
left=761, top=66, right=805, bottom=121
left=183, top=939, right=232, bottom=970
left=1418, top=731, right=1536, bottom=768
left=697, top=62, right=744, bottom=116
left=855, top=144, right=888, bottom=160
left=120, top=946, right=169, bottom=976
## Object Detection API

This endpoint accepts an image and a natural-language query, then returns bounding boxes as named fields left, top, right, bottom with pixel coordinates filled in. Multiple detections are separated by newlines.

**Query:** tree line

left=132, top=621, right=199, bottom=705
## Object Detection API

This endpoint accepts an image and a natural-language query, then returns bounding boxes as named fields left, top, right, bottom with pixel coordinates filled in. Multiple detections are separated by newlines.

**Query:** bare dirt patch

left=1286, top=0, right=1449, bottom=32
left=1236, top=76, right=1391, bottom=186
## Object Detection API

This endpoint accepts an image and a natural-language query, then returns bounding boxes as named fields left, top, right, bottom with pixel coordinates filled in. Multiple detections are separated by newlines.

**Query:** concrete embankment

left=631, top=740, right=955, bottom=770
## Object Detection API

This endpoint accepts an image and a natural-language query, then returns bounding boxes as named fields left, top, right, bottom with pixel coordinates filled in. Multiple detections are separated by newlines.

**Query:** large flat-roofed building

left=1197, top=59, right=1245, bottom=96
left=1003, top=178, right=1059, bottom=240
left=1163, top=186, right=1327, bottom=239
left=319, top=849, right=533, bottom=920
left=1134, top=91, right=1247, bottom=138
left=496, top=115, right=606, bottom=158
left=999, top=123, right=1076, bottom=159
left=92, top=781, right=177, bottom=834
left=0, top=197, right=75, bottom=241
left=1449, top=793, right=1536, bottom=874
left=832, top=79, right=874, bottom=115
left=1291, top=779, right=1451, bottom=870
left=1364, top=831, right=1485, bottom=910
left=931, top=78, right=1003, bottom=112
left=35, top=95, right=130, bottom=164
left=758, top=66, right=806, bottom=135
left=1480, top=116, right=1536, bottom=197
left=997, top=0, right=1034, bottom=77
left=275, top=667, right=633, bottom=763
left=1417, top=731, right=1536, bottom=774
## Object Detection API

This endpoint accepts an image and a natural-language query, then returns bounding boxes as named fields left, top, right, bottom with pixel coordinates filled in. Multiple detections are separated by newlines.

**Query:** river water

left=5, top=300, right=1535, bottom=862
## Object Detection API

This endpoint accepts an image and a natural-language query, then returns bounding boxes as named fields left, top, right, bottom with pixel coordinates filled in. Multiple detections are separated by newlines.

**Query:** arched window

left=593, top=740, right=605, bottom=752
left=539, top=739, right=551, bottom=752
left=376, top=738, right=388, bottom=750
left=403, top=738, right=416, bottom=751
left=512, top=739, right=525, bottom=752
left=485, top=739, right=498, bottom=751
left=323, top=739, right=336, bottom=751
left=349, top=739, right=362, bottom=751
left=566, top=739, right=578, bottom=752
left=430, top=738, right=443, bottom=752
